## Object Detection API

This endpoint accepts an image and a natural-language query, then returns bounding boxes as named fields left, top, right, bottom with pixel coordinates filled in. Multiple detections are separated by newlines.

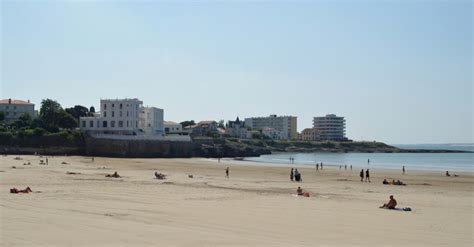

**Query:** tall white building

left=80, top=98, right=144, bottom=135
left=0, top=98, right=35, bottom=121
left=313, top=114, right=346, bottom=141
left=245, top=114, right=297, bottom=140
left=139, top=107, right=164, bottom=135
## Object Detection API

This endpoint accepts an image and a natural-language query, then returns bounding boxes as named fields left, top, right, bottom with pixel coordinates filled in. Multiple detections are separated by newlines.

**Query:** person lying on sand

left=380, top=195, right=397, bottom=209
left=155, top=172, right=166, bottom=180
left=106, top=172, right=121, bottom=178
left=66, top=171, right=81, bottom=175
left=10, top=187, right=32, bottom=194
left=383, top=179, right=389, bottom=185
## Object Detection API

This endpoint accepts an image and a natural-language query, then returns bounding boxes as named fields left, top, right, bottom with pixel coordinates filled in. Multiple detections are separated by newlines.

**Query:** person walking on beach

left=316, top=163, right=319, bottom=172
left=339, top=165, right=341, bottom=170
left=225, top=167, right=229, bottom=178
left=46, top=157, right=49, bottom=165
left=321, top=162, right=323, bottom=170
left=365, top=169, right=371, bottom=183
left=345, top=164, right=347, bottom=170
left=403, top=166, right=405, bottom=174
left=290, top=168, right=294, bottom=181
left=350, top=165, right=352, bottom=170
left=360, top=169, right=364, bottom=182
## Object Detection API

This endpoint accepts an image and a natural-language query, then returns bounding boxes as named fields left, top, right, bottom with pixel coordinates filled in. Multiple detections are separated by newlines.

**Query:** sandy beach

left=0, top=155, right=472, bottom=247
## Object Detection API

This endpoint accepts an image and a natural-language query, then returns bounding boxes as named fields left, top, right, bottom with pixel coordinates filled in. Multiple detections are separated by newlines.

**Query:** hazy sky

left=1, top=0, right=472, bottom=144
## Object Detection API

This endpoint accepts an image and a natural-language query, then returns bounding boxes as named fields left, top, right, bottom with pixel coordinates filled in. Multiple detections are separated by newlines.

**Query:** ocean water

left=243, top=144, right=473, bottom=172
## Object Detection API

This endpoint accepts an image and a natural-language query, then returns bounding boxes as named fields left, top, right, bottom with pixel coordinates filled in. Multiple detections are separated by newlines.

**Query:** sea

left=243, top=144, right=473, bottom=172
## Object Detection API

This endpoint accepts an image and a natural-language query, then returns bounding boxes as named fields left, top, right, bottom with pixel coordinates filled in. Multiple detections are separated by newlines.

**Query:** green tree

left=218, top=120, right=225, bottom=129
left=65, top=105, right=90, bottom=120
left=12, top=113, right=32, bottom=129
left=57, top=110, right=78, bottom=129
left=39, top=99, right=62, bottom=126
left=180, top=120, right=195, bottom=128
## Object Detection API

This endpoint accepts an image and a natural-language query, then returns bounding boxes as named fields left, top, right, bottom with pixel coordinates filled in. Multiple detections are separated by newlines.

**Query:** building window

left=6, top=106, right=9, bottom=109
left=82, top=121, right=86, bottom=127
left=89, top=121, right=93, bottom=127
left=13, top=112, right=16, bottom=116
left=104, top=111, right=107, bottom=117
left=127, top=121, right=129, bottom=127
left=127, top=111, right=129, bottom=117
left=13, top=106, right=16, bottom=110
left=112, top=104, right=114, bottom=108
left=103, top=121, right=107, bottom=127
left=118, top=121, right=123, bottom=127
left=119, top=111, right=122, bottom=117
left=104, top=104, right=107, bottom=110
left=119, top=104, right=123, bottom=109
left=136, top=121, right=138, bottom=128
left=111, top=121, right=115, bottom=127
left=112, top=111, right=115, bottom=117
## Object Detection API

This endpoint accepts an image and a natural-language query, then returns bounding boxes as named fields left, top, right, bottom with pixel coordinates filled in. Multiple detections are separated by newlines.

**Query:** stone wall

left=84, top=137, right=197, bottom=158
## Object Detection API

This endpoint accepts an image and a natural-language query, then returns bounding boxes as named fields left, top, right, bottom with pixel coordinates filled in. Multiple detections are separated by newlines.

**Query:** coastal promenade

left=1, top=155, right=472, bottom=246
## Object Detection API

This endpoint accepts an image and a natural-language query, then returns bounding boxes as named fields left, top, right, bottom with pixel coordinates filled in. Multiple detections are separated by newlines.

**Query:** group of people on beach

left=290, top=168, right=302, bottom=182
left=360, top=169, right=370, bottom=182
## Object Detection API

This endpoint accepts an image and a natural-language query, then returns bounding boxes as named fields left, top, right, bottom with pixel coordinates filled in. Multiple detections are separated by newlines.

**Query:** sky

left=1, top=0, right=472, bottom=144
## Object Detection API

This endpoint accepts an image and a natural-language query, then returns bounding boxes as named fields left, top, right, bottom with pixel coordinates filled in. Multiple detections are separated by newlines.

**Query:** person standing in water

left=368, top=159, right=370, bottom=165
left=403, top=166, right=405, bottom=174
left=321, top=162, right=323, bottom=170
left=360, top=169, right=364, bottom=182
left=365, top=169, right=371, bottom=183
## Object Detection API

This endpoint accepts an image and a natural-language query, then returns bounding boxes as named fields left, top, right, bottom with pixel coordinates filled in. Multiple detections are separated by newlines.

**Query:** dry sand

left=0, top=155, right=472, bottom=247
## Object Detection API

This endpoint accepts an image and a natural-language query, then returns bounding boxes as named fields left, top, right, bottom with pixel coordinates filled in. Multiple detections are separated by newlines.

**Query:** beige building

left=244, top=114, right=297, bottom=140
left=0, top=98, right=35, bottom=121
left=300, top=128, right=320, bottom=141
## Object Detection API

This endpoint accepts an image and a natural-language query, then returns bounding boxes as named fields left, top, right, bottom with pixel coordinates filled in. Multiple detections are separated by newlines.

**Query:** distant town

left=0, top=97, right=348, bottom=142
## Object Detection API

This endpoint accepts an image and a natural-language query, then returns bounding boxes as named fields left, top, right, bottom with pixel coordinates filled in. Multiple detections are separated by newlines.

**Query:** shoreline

left=217, top=157, right=474, bottom=174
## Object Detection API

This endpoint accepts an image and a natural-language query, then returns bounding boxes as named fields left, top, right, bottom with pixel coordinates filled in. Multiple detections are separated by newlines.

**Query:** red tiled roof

left=0, top=99, right=34, bottom=105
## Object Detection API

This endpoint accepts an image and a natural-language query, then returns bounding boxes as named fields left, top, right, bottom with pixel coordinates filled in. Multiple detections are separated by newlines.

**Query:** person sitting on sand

left=10, top=187, right=32, bottom=194
left=383, top=179, right=389, bottom=185
left=296, top=186, right=304, bottom=196
left=106, top=172, right=121, bottom=178
left=446, top=171, right=450, bottom=177
left=380, top=195, right=397, bottom=209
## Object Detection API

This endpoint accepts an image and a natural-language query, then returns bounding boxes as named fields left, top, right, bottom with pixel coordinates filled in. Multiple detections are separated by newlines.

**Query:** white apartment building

left=80, top=98, right=144, bottom=135
left=313, top=114, right=346, bottom=141
left=0, top=98, right=35, bottom=121
left=245, top=114, right=297, bottom=140
left=139, top=107, right=164, bottom=135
